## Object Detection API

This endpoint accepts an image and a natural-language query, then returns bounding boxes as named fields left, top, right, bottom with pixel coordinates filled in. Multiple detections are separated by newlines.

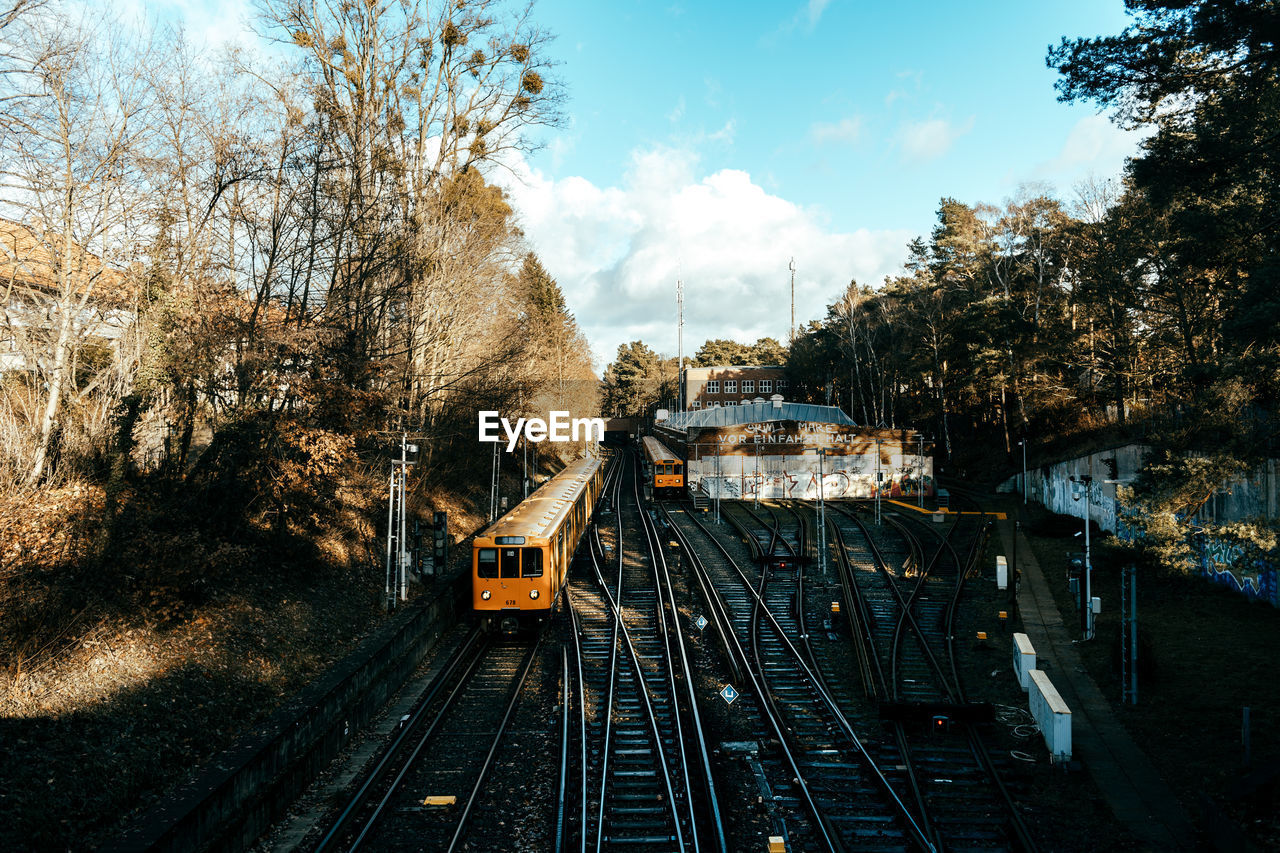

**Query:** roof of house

left=0, top=217, right=133, bottom=306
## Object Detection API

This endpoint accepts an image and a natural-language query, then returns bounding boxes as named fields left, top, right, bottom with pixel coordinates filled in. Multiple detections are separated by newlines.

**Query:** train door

left=500, top=547, right=520, bottom=578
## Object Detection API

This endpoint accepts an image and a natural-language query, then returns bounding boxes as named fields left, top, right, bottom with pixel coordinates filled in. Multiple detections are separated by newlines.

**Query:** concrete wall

left=1002, top=444, right=1279, bottom=533
left=1028, top=669, right=1072, bottom=763
left=103, top=578, right=463, bottom=853
left=1000, top=445, right=1279, bottom=607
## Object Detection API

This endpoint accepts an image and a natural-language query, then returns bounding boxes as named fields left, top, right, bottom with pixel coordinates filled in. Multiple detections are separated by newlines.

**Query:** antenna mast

left=677, top=279, right=684, bottom=411
left=789, top=257, right=796, bottom=343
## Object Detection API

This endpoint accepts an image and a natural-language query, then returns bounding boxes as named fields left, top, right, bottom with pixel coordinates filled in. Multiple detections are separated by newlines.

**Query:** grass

left=1018, top=500, right=1280, bottom=850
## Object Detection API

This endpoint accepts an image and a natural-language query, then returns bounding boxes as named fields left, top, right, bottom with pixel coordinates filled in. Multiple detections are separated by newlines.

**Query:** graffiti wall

left=1196, top=536, right=1280, bottom=608
left=683, top=422, right=933, bottom=501
left=999, top=443, right=1279, bottom=608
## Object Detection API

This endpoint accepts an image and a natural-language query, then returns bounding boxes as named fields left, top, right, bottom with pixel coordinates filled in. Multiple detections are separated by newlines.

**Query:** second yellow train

left=641, top=435, right=684, bottom=497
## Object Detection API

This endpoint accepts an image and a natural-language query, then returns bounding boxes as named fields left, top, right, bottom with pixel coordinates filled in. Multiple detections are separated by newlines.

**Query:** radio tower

left=789, top=258, right=796, bottom=343
left=677, top=279, right=684, bottom=411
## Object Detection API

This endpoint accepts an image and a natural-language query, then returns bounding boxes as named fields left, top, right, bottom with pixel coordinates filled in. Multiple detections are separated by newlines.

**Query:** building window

left=706, top=380, right=720, bottom=393
left=710, top=401, right=720, bottom=408
left=776, top=379, right=788, bottom=390
left=760, top=380, right=772, bottom=393
left=724, top=380, right=737, bottom=393
left=742, top=380, right=754, bottom=393
left=691, top=400, right=701, bottom=409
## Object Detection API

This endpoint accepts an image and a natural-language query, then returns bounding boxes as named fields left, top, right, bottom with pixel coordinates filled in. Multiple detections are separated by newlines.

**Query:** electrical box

left=1091, top=596, right=1101, bottom=614
left=996, top=555, right=1008, bottom=590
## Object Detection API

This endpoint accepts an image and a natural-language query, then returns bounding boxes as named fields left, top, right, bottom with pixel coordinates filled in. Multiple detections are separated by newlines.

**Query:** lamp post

left=917, top=433, right=926, bottom=508
left=874, top=437, right=884, bottom=526
left=754, top=443, right=761, bottom=509
left=1070, top=473, right=1094, bottom=640
left=815, top=447, right=827, bottom=575
left=1018, top=439, right=1027, bottom=504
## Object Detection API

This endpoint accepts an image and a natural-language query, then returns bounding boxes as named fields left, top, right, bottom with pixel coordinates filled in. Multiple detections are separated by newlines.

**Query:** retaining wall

left=999, top=445, right=1279, bottom=608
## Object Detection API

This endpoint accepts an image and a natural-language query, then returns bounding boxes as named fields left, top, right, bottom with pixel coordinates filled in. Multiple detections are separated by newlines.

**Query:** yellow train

left=472, top=454, right=604, bottom=632
left=641, top=435, right=684, bottom=497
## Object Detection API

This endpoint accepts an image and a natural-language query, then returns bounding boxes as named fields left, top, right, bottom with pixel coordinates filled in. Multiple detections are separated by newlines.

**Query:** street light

left=874, top=437, right=884, bottom=526
left=1017, top=439, right=1027, bottom=504
left=818, top=448, right=827, bottom=574
left=1070, top=473, right=1094, bottom=640
left=917, top=433, right=926, bottom=508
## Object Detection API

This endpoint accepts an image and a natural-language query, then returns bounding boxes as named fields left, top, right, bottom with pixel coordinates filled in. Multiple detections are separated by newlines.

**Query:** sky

left=126, top=0, right=1146, bottom=372
left=496, top=0, right=1147, bottom=370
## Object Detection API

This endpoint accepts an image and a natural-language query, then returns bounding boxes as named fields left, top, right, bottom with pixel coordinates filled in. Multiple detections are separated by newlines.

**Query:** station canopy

left=664, top=401, right=856, bottom=430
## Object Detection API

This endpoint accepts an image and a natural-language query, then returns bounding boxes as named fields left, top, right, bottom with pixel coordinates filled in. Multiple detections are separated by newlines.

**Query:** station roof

left=663, top=401, right=857, bottom=430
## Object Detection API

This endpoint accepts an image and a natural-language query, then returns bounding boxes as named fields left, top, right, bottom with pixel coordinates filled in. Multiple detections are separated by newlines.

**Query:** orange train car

left=641, top=435, right=684, bottom=497
left=472, top=454, right=604, bottom=632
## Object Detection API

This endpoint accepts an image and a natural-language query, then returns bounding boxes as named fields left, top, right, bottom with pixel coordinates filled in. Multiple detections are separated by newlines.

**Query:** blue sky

left=123, top=0, right=1144, bottom=370
left=500, top=0, right=1146, bottom=368
left=529, top=0, right=1135, bottom=232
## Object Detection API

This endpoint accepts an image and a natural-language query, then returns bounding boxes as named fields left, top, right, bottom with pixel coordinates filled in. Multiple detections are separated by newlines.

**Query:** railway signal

left=720, top=684, right=740, bottom=705
left=432, top=511, right=448, bottom=575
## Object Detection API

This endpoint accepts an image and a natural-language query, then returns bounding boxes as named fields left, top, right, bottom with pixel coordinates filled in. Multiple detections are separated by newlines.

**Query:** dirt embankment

left=0, top=476, right=488, bottom=851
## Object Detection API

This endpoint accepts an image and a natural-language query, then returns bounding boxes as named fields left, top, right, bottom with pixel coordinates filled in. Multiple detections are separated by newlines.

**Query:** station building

left=654, top=398, right=933, bottom=501
left=682, top=365, right=789, bottom=410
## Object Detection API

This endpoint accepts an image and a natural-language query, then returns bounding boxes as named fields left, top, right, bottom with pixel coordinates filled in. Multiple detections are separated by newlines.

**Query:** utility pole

left=714, top=440, right=722, bottom=524
left=385, top=434, right=417, bottom=611
left=917, top=432, right=925, bottom=508
left=788, top=257, right=796, bottom=344
left=754, top=443, right=761, bottom=508
left=677, top=279, right=684, bottom=412
left=489, top=441, right=502, bottom=523
left=1121, top=563, right=1137, bottom=704
left=1019, top=438, right=1028, bottom=504
left=816, top=448, right=827, bottom=574
left=874, top=437, right=884, bottom=526
left=1071, top=471, right=1094, bottom=639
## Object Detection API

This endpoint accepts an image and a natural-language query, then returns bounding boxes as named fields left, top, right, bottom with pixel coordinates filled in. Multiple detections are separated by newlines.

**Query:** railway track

left=667, top=501, right=930, bottom=852
left=311, top=629, right=543, bottom=852
left=564, top=451, right=722, bottom=852
left=829, top=502, right=1037, bottom=852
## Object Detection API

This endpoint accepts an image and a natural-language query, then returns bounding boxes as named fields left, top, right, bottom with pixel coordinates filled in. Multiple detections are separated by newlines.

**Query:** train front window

left=522, top=548, right=543, bottom=577
left=478, top=548, right=498, bottom=578
left=500, top=548, right=520, bottom=578
left=675, top=462, right=683, bottom=476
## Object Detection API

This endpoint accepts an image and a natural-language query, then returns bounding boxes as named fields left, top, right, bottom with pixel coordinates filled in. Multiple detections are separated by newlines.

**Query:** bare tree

left=0, top=11, right=155, bottom=484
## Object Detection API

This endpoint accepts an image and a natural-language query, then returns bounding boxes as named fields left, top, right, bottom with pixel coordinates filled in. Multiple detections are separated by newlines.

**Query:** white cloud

left=500, top=147, right=912, bottom=371
left=1033, top=113, right=1148, bottom=185
left=811, top=116, right=863, bottom=146
left=805, top=0, right=833, bottom=27
left=895, top=116, right=974, bottom=161
left=667, top=95, right=686, bottom=124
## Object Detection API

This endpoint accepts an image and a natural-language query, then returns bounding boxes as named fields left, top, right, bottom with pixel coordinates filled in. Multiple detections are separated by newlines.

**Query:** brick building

left=682, top=365, right=789, bottom=410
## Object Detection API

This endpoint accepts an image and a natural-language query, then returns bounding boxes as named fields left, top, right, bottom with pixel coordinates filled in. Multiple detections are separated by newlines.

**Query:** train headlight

left=529, top=589, right=540, bottom=600
left=481, top=589, right=492, bottom=600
